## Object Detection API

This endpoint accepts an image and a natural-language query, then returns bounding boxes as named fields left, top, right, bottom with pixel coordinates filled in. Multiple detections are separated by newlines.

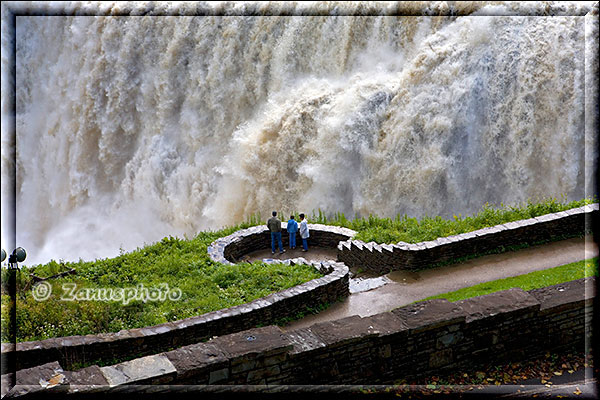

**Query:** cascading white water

left=2, top=2, right=598, bottom=265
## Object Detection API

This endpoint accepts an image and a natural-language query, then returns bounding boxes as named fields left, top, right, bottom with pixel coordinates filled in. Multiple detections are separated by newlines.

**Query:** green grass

left=417, top=257, right=598, bottom=303
left=309, top=196, right=596, bottom=244
left=0, top=219, right=321, bottom=342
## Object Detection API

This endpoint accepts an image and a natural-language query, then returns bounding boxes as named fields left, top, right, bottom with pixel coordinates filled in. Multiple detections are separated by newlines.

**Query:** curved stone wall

left=207, top=223, right=357, bottom=264
left=2, top=260, right=350, bottom=372
left=6, top=277, right=594, bottom=395
left=208, top=206, right=597, bottom=275
left=338, top=204, right=599, bottom=274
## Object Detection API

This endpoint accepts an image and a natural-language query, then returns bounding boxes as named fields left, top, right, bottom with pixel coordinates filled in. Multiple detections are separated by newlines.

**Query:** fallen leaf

left=573, top=387, right=582, bottom=395
left=553, top=371, right=563, bottom=376
left=568, top=370, right=574, bottom=374
left=48, top=374, right=64, bottom=386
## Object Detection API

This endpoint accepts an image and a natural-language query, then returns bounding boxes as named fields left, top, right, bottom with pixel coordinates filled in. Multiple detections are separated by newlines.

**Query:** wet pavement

left=244, top=246, right=395, bottom=293
left=280, top=235, right=598, bottom=331
left=243, top=246, right=339, bottom=264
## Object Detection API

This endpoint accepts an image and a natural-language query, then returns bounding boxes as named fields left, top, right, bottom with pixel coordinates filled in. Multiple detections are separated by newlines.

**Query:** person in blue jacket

left=287, top=215, right=298, bottom=249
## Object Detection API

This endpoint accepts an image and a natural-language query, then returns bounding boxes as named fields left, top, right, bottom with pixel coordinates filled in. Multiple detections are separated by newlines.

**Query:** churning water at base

left=1, top=2, right=598, bottom=265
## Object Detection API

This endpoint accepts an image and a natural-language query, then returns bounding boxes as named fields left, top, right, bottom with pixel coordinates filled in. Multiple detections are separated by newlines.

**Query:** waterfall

left=2, top=2, right=597, bottom=265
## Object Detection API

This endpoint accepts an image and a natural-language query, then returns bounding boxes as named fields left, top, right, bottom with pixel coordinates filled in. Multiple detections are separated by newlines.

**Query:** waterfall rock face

left=4, top=2, right=597, bottom=264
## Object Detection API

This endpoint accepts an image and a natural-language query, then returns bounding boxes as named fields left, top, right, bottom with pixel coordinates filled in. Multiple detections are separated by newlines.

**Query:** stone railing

left=1, top=260, right=349, bottom=372
left=207, top=223, right=356, bottom=264
left=1, top=225, right=359, bottom=372
left=5, top=276, right=593, bottom=395
left=338, top=204, right=598, bottom=274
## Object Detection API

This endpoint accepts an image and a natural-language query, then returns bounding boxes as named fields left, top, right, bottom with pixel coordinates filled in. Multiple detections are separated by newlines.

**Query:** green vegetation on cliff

left=310, top=196, right=595, bottom=244
left=1, top=223, right=321, bottom=342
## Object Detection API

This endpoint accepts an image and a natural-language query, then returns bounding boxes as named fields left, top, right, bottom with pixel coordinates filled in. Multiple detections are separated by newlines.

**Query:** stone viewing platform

left=207, top=204, right=598, bottom=275
left=207, top=223, right=357, bottom=265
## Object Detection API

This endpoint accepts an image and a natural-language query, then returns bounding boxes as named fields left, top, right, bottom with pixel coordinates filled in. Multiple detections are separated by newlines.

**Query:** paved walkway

left=242, top=246, right=339, bottom=264
left=280, top=235, right=597, bottom=331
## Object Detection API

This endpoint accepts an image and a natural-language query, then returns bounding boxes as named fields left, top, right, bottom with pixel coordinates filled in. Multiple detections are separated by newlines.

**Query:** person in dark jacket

left=267, top=211, right=285, bottom=255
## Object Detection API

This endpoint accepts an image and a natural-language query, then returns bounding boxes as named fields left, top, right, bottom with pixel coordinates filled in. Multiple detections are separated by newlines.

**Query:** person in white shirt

left=299, top=213, right=310, bottom=252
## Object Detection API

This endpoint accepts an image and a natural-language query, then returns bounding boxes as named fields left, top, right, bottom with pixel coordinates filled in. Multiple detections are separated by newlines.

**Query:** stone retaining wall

left=6, top=277, right=594, bottom=396
left=338, top=204, right=599, bottom=274
left=207, top=223, right=356, bottom=264
left=1, top=261, right=349, bottom=372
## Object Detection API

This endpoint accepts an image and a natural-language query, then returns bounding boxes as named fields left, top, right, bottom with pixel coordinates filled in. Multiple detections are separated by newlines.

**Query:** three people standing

left=267, top=211, right=309, bottom=253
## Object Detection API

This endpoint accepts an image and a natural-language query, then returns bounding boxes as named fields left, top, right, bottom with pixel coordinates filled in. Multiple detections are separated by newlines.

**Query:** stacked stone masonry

left=2, top=224, right=357, bottom=373
left=337, top=204, right=598, bottom=273
left=207, top=223, right=357, bottom=264
left=1, top=262, right=349, bottom=372
left=4, top=277, right=594, bottom=396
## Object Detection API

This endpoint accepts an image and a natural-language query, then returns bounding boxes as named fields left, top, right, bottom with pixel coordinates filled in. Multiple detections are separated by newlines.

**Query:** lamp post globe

left=14, top=247, right=26, bottom=263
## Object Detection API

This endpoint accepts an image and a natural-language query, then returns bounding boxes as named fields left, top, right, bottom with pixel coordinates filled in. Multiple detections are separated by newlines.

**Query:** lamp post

left=2, top=247, right=26, bottom=388
left=6, top=247, right=26, bottom=268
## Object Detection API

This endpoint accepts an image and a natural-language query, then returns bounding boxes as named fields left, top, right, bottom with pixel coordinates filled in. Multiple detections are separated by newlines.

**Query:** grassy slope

left=1, top=226, right=321, bottom=342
